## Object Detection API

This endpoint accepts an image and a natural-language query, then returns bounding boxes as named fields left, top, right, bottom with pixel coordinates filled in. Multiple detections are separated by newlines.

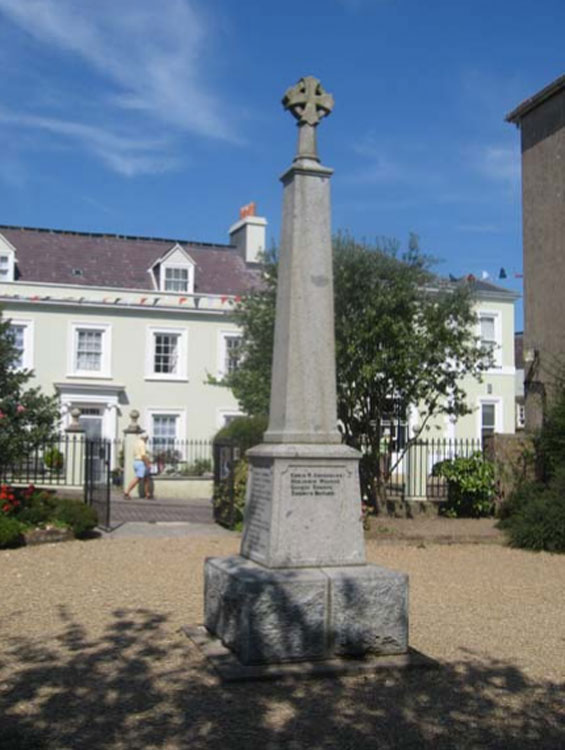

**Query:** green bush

left=43, top=447, right=64, bottom=472
left=212, top=416, right=266, bottom=530
left=0, top=515, right=25, bottom=548
left=52, top=499, right=98, bottom=537
left=498, top=468, right=565, bottom=552
left=214, top=415, right=268, bottom=453
left=181, top=458, right=212, bottom=476
left=213, top=459, right=248, bottom=530
left=16, top=490, right=58, bottom=526
left=434, top=452, right=496, bottom=518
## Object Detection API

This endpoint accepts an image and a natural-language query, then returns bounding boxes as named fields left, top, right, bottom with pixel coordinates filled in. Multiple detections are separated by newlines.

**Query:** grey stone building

left=507, top=74, right=565, bottom=429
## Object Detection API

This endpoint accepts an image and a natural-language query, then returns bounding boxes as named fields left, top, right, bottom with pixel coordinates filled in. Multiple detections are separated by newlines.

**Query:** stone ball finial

left=66, top=407, right=84, bottom=433
left=282, top=76, right=334, bottom=126
left=124, top=409, right=142, bottom=434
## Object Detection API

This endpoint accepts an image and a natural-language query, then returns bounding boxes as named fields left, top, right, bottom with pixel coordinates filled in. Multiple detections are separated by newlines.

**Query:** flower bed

left=0, top=484, right=98, bottom=548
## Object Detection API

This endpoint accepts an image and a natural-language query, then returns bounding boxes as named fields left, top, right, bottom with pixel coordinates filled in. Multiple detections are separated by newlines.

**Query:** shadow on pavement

left=1, top=606, right=563, bottom=750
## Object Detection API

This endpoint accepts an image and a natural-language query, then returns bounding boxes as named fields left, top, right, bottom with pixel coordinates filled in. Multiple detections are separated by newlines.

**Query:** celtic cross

left=283, top=76, right=334, bottom=126
left=282, top=76, right=334, bottom=161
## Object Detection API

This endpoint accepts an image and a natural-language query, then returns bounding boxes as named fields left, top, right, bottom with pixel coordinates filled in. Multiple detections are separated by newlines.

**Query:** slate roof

left=467, top=278, right=519, bottom=298
left=0, top=225, right=262, bottom=295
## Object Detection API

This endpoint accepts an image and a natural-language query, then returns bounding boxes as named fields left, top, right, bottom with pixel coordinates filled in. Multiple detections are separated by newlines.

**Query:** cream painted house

left=0, top=209, right=267, bottom=447
left=0, top=212, right=518, bottom=454
left=420, top=280, right=519, bottom=443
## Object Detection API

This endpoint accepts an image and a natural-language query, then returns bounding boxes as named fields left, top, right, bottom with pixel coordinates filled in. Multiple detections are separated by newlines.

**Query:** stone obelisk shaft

left=264, top=151, right=340, bottom=444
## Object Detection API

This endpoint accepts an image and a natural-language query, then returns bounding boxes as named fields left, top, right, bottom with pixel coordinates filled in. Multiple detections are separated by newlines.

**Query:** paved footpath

left=100, top=492, right=239, bottom=539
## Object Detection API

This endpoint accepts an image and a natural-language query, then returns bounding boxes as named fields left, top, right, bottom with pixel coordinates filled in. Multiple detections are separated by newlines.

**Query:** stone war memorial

left=189, top=77, right=414, bottom=679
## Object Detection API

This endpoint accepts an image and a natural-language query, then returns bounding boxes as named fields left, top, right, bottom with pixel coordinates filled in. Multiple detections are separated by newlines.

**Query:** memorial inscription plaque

left=241, top=460, right=273, bottom=562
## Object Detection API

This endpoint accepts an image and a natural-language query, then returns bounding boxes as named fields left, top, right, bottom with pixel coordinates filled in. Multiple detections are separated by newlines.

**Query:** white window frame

left=8, top=318, right=34, bottom=370
left=476, top=397, right=503, bottom=440
left=145, top=326, right=188, bottom=381
left=146, top=408, right=186, bottom=442
left=478, top=310, right=502, bottom=370
left=516, top=402, right=526, bottom=430
left=162, top=264, right=191, bottom=293
left=68, top=322, right=111, bottom=378
left=0, top=234, right=17, bottom=282
left=217, top=330, right=243, bottom=379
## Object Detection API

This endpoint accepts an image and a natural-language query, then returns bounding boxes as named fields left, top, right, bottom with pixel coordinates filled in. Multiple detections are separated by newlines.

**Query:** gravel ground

left=1, top=535, right=564, bottom=750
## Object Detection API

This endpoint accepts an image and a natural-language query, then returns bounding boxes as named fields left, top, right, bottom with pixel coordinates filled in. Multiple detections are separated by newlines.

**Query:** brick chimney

left=229, top=202, right=267, bottom=264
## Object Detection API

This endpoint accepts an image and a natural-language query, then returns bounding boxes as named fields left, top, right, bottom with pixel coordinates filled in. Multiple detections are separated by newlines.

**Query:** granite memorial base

left=204, top=555, right=408, bottom=665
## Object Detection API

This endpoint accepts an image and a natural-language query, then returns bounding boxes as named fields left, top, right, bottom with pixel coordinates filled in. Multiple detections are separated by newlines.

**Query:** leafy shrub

left=498, top=468, right=565, bottom=552
left=434, top=452, right=496, bottom=517
left=212, top=416, right=267, bottom=530
left=52, top=499, right=98, bottom=537
left=213, top=459, right=248, bottom=530
left=16, top=490, right=58, bottom=526
left=43, top=447, right=64, bottom=472
left=178, top=458, right=212, bottom=476
left=214, top=415, right=268, bottom=453
left=0, top=515, right=25, bottom=548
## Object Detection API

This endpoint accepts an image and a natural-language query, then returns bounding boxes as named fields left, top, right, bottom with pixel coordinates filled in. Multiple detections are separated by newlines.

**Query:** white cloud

left=0, top=109, right=180, bottom=176
left=0, top=0, right=232, bottom=140
left=0, top=0, right=238, bottom=175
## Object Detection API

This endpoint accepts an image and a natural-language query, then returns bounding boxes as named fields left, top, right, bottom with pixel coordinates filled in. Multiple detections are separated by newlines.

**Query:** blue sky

left=1, top=0, right=564, bottom=327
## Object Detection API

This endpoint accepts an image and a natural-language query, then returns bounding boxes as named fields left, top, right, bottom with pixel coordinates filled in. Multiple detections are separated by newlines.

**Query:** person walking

left=124, top=432, right=153, bottom=499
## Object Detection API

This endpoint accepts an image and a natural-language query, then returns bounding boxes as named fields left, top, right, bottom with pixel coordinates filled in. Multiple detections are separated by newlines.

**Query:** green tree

left=221, top=235, right=491, bottom=506
left=0, top=309, right=60, bottom=471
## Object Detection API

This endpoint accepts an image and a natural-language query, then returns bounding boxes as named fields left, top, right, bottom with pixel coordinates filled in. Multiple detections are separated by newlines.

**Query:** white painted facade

left=0, top=281, right=244, bottom=443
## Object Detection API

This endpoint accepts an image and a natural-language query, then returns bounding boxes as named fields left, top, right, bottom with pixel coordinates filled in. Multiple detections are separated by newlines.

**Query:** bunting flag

left=498, top=267, right=507, bottom=279
left=193, top=297, right=201, bottom=308
left=449, top=274, right=457, bottom=282
left=178, top=297, right=187, bottom=304
left=234, top=295, right=242, bottom=303
left=139, top=297, right=148, bottom=304
left=152, top=298, right=160, bottom=305
left=481, top=271, right=490, bottom=280
left=220, top=295, right=228, bottom=304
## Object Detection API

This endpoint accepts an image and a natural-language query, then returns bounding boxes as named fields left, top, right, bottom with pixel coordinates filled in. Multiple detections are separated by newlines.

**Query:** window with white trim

left=152, top=414, right=178, bottom=454
left=218, top=332, right=242, bottom=378
left=70, top=323, right=111, bottom=377
left=155, top=333, right=179, bottom=374
left=8, top=319, right=33, bottom=370
left=146, top=327, right=187, bottom=380
left=479, top=312, right=502, bottom=368
left=517, top=402, right=526, bottom=430
left=0, top=254, right=10, bottom=280
left=164, top=266, right=189, bottom=292
left=481, top=402, right=496, bottom=441
left=0, top=236, right=16, bottom=281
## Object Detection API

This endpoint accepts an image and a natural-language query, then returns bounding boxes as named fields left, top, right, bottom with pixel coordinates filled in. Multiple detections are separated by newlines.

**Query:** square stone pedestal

left=204, top=555, right=408, bottom=665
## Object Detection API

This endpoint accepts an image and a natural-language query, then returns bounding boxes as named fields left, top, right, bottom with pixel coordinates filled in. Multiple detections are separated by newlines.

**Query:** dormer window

left=150, top=243, right=195, bottom=294
left=164, top=266, right=189, bottom=292
left=0, top=234, right=17, bottom=282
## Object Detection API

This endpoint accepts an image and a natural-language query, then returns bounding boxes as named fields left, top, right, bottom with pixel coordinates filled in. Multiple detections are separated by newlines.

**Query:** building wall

left=1, top=279, right=517, bottom=444
left=416, top=296, right=516, bottom=441
left=519, top=89, right=565, bottom=428
left=1, top=282, right=242, bottom=441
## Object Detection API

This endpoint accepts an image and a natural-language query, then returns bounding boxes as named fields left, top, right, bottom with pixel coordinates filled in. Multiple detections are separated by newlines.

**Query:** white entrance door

left=78, top=407, right=103, bottom=439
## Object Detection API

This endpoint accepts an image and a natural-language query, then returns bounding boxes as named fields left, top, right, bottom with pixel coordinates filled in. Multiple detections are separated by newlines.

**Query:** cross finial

left=282, top=76, right=334, bottom=126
